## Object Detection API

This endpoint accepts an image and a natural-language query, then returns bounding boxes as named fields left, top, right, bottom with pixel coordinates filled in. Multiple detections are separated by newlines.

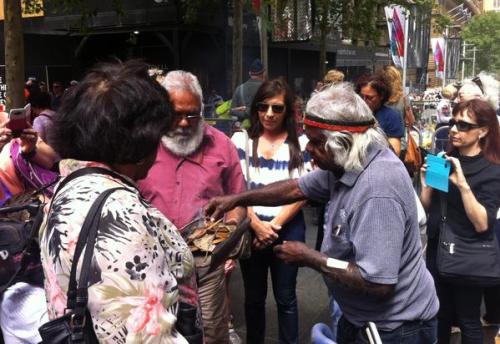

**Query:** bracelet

left=20, top=147, right=37, bottom=160
left=326, top=257, right=349, bottom=270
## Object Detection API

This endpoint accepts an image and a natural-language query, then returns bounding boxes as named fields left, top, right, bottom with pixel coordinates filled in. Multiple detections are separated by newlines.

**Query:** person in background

left=39, top=81, right=48, bottom=93
left=206, top=89, right=224, bottom=118
left=420, top=99, right=500, bottom=343
left=231, top=59, right=266, bottom=128
left=29, top=90, right=56, bottom=143
left=356, top=74, right=404, bottom=155
left=50, top=81, right=65, bottom=111
left=40, top=60, right=194, bottom=343
left=293, top=97, right=304, bottom=136
left=382, top=66, right=407, bottom=142
left=231, top=78, right=311, bottom=344
left=0, top=110, right=58, bottom=343
left=139, top=70, right=247, bottom=344
left=206, top=83, right=439, bottom=344
left=436, top=99, right=452, bottom=128
left=322, top=69, right=344, bottom=87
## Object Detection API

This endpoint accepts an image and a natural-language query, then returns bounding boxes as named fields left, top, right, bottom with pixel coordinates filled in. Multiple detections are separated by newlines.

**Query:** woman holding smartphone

left=0, top=109, right=58, bottom=203
left=420, top=99, right=500, bottom=343
left=0, top=110, right=58, bottom=343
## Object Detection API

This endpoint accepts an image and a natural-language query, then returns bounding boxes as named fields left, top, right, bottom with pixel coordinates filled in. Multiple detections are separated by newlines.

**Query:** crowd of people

left=0, top=58, right=498, bottom=344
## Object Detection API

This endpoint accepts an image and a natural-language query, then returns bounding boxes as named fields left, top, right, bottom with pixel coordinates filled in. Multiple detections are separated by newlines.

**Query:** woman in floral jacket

left=39, top=60, right=194, bottom=343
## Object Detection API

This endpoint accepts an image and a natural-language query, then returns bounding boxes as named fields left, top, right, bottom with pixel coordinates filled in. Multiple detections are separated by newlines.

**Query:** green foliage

left=461, top=11, right=500, bottom=75
left=177, top=0, right=224, bottom=24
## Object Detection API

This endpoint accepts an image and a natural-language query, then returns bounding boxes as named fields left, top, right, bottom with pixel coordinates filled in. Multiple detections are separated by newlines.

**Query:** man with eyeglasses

left=139, top=70, right=246, bottom=344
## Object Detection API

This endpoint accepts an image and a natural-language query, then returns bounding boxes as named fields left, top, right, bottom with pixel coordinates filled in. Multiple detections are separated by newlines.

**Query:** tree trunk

left=259, top=5, right=268, bottom=73
left=232, top=0, right=243, bottom=90
left=4, top=0, right=25, bottom=110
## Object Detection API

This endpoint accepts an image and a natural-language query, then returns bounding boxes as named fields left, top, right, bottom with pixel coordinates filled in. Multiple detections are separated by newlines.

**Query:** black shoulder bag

left=436, top=192, right=500, bottom=286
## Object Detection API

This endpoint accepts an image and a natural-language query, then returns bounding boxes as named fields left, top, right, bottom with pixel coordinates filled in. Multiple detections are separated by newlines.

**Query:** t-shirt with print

left=231, top=131, right=312, bottom=221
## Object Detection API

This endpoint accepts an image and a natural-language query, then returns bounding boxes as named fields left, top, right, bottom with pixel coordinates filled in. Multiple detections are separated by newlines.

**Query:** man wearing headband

left=206, top=83, right=438, bottom=343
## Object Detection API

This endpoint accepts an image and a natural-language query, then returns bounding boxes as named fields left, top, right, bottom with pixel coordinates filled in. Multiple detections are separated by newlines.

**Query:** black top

left=427, top=151, right=500, bottom=239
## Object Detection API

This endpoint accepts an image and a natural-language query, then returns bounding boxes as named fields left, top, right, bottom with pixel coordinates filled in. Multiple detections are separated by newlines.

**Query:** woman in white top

left=231, top=78, right=311, bottom=344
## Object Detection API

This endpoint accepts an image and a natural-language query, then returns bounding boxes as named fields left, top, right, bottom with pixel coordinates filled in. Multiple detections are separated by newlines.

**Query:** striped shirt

left=231, top=131, right=312, bottom=219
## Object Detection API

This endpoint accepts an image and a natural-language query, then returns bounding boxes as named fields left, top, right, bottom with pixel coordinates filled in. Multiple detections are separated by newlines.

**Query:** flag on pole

left=384, top=5, right=407, bottom=68
left=431, top=38, right=445, bottom=78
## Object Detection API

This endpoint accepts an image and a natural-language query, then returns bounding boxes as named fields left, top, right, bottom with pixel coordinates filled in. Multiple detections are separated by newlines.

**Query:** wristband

left=21, top=147, right=37, bottom=160
left=326, top=257, right=349, bottom=270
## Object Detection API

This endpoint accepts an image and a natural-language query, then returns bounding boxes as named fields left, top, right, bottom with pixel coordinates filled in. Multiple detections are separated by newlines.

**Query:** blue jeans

left=239, top=212, right=305, bottom=344
left=337, top=316, right=437, bottom=344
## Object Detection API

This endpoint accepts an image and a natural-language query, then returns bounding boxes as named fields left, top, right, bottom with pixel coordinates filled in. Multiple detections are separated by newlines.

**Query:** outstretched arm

left=205, top=179, right=306, bottom=220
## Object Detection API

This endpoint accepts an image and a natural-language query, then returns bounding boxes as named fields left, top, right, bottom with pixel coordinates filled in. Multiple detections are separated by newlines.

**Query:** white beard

left=162, top=120, right=205, bottom=157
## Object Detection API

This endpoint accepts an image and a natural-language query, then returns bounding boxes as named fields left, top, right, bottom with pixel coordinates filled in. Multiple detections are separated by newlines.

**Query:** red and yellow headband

left=304, top=113, right=375, bottom=133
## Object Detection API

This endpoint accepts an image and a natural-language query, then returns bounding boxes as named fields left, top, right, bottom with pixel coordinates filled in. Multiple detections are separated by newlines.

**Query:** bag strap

left=56, top=167, right=136, bottom=194
left=66, top=187, right=127, bottom=314
left=439, top=191, right=448, bottom=229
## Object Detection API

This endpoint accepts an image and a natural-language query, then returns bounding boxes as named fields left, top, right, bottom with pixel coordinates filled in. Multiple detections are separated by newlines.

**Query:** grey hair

left=161, top=70, right=204, bottom=112
left=306, top=82, right=388, bottom=171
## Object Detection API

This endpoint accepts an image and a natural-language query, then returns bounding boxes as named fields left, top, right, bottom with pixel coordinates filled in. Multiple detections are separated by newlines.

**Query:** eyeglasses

left=360, top=94, right=378, bottom=102
left=174, top=112, right=202, bottom=123
left=448, top=119, right=481, bottom=132
left=256, top=103, right=286, bottom=114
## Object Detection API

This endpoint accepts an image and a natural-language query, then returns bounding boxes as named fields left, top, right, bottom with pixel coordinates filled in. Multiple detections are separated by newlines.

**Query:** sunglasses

left=448, top=119, right=481, bottom=132
left=256, top=103, right=286, bottom=114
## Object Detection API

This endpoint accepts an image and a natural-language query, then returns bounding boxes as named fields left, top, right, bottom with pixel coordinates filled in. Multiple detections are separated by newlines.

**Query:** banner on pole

left=384, top=5, right=407, bottom=68
left=431, top=37, right=445, bottom=78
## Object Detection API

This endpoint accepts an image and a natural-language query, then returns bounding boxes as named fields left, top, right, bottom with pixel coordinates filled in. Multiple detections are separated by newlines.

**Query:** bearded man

left=139, top=70, right=246, bottom=344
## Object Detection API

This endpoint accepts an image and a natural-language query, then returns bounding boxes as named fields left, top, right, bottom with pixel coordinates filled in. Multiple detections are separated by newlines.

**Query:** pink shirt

left=139, top=124, right=246, bottom=230
left=139, top=125, right=245, bottom=306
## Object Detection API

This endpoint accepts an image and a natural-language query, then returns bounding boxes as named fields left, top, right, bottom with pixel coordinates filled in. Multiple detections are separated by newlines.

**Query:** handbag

left=0, top=179, right=59, bottom=294
left=436, top=192, right=500, bottom=286
left=401, top=98, right=421, bottom=173
left=39, top=186, right=126, bottom=343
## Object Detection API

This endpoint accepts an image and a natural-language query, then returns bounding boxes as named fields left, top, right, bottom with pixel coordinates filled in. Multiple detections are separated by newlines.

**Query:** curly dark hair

left=48, top=60, right=172, bottom=164
left=355, top=73, right=391, bottom=105
left=248, top=78, right=303, bottom=172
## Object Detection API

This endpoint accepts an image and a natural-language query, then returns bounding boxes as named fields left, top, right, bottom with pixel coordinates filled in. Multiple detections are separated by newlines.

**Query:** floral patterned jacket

left=39, top=160, right=194, bottom=343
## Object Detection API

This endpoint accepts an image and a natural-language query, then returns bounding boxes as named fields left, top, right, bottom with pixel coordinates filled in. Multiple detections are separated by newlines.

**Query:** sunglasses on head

left=448, top=119, right=481, bottom=132
left=256, top=102, right=285, bottom=114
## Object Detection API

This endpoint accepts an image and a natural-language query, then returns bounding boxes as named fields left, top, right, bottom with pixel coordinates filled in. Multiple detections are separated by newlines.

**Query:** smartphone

left=7, top=104, right=31, bottom=137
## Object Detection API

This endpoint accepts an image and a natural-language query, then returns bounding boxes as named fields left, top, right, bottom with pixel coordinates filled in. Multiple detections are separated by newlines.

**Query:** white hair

left=306, top=82, right=388, bottom=171
left=477, top=72, right=499, bottom=110
left=459, top=72, right=499, bottom=110
left=161, top=70, right=204, bottom=112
